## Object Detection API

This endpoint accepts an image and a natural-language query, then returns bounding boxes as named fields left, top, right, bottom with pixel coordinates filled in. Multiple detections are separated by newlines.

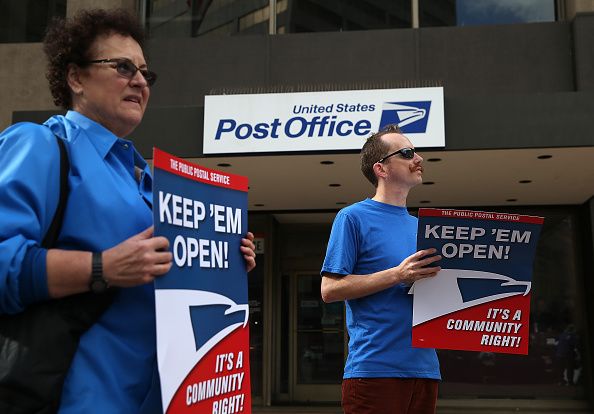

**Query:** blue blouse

left=0, top=111, right=162, bottom=412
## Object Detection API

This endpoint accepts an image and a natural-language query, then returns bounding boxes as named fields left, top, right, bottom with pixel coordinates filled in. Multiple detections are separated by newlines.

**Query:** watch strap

left=90, top=251, right=108, bottom=293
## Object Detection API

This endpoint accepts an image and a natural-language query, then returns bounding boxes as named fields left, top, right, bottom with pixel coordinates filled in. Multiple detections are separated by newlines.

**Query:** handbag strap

left=41, top=135, right=70, bottom=249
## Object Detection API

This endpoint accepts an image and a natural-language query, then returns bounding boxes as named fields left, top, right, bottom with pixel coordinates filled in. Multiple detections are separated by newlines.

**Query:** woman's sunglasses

left=86, top=58, right=157, bottom=86
left=377, top=147, right=416, bottom=163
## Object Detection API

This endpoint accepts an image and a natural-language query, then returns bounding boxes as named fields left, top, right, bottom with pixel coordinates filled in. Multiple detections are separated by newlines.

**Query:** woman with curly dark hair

left=0, top=7, right=256, bottom=414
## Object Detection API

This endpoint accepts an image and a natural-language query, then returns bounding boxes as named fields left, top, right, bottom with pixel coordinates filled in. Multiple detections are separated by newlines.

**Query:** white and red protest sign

left=412, top=208, right=544, bottom=355
left=153, top=148, right=251, bottom=413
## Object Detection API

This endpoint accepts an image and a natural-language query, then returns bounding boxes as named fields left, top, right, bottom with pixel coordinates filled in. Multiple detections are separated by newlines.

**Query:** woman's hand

left=103, top=226, right=172, bottom=287
left=241, top=232, right=256, bottom=273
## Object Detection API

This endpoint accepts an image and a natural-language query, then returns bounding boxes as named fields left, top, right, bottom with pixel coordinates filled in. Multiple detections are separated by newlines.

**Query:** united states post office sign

left=203, top=87, right=445, bottom=154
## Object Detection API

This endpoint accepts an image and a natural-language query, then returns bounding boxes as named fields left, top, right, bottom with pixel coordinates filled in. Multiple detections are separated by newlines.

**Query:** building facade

left=2, top=0, right=594, bottom=411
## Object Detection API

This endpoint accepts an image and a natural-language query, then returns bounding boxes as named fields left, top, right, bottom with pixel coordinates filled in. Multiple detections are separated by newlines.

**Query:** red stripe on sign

left=153, top=147, right=248, bottom=192
left=418, top=208, right=543, bottom=224
left=166, top=326, right=252, bottom=414
left=412, top=294, right=530, bottom=355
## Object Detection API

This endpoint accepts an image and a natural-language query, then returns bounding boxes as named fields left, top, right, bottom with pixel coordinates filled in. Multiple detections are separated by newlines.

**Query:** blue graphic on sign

left=379, top=101, right=432, bottom=133
left=418, top=216, right=542, bottom=283
left=189, top=304, right=247, bottom=351
left=154, top=166, right=249, bottom=349
left=154, top=169, right=247, bottom=299
left=457, top=277, right=531, bottom=303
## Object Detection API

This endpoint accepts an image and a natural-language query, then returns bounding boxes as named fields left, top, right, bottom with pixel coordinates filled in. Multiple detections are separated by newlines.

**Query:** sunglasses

left=86, top=58, right=157, bottom=86
left=377, top=147, right=416, bottom=163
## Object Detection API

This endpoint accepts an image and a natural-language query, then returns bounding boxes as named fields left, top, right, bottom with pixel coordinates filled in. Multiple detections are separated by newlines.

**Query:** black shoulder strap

left=41, top=135, right=70, bottom=249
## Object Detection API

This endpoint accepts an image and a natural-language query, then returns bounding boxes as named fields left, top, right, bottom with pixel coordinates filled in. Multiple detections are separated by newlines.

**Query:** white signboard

left=203, top=87, right=444, bottom=154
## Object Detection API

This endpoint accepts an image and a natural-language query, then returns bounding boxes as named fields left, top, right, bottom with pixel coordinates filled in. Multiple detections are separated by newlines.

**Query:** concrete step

left=252, top=399, right=593, bottom=414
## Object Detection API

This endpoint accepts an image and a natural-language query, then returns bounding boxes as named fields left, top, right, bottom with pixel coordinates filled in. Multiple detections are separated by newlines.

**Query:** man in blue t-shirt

left=321, top=124, right=442, bottom=414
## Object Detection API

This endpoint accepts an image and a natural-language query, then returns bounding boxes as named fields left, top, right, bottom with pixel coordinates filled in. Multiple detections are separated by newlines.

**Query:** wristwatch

left=90, top=251, right=109, bottom=293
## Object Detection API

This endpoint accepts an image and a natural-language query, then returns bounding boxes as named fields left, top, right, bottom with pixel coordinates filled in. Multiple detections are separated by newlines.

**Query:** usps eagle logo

left=379, top=101, right=432, bottom=133
left=156, top=290, right=250, bottom=413
left=411, top=270, right=531, bottom=354
left=411, top=269, right=530, bottom=326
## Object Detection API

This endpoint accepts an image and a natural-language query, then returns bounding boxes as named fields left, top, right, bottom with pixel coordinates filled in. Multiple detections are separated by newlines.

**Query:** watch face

left=90, top=279, right=108, bottom=294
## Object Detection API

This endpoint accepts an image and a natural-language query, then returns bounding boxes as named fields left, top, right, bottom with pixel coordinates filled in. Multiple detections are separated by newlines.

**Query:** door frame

left=288, top=271, right=346, bottom=402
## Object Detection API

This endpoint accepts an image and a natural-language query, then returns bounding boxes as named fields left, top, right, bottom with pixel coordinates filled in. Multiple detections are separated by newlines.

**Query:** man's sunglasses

left=86, top=58, right=157, bottom=86
left=377, top=147, right=416, bottom=163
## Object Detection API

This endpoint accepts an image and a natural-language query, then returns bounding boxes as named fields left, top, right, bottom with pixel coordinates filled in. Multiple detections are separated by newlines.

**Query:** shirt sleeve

left=0, top=123, right=61, bottom=314
left=321, top=210, right=360, bottom=277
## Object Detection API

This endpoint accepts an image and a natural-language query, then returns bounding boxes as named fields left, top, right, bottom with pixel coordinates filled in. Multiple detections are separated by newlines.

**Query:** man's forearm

left=321, top=269, right=400, bottom=303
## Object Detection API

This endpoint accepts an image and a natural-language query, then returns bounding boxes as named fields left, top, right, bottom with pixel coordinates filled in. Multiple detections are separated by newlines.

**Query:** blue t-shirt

left=321, top=198, right=441, bottom=380
left=0, top=111, right=161, bottom=412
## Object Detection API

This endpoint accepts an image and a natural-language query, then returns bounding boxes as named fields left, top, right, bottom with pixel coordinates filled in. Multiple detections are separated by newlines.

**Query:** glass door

left=290, top=272, right=345, bottom=402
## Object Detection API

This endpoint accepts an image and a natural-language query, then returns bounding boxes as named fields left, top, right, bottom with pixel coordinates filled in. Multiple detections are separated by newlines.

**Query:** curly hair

left=43, top=8, right=146, bottom=109
left=360, top=124, right=402, bottom=187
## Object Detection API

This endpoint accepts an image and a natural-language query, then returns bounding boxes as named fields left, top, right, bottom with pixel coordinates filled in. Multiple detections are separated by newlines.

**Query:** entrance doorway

left=290, top=272, right=345, bottom=402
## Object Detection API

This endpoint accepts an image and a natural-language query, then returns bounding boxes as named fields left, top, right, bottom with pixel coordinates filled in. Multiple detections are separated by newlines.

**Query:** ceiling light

left=519, top=180, right=532, bottom=184
left=320, top=161, right=334, bottom=165
left=423, top=181, right=435, bottom=185
left=336, top=201, right=347, bottom=205
left=329, top=183, right=341, bottom=187
left=254, top=203, right=265, bottom=207
left=420, top=200, right=431, bottom=204
left=427, top=158, right=441, bottom=162
left=537, top=155, right=552, bottom=159
left=217, top=163, right=231, bottom=167
left=506, top=198, right=518, bottom=202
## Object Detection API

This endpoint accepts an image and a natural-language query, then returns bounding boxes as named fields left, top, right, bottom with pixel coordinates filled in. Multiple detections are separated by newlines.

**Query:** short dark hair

left=43, top=8, right=146, bottom=109
left=360, top=124, right=402, bottom=187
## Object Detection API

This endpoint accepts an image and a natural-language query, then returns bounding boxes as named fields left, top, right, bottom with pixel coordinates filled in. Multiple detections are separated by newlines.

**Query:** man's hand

left=241, top=232, right=256, bottom=272
left=321, top=249, right=441, bottom=303
left=102, top=226, right=173, bottom=287
left=396, top=248, right=441, bottom=285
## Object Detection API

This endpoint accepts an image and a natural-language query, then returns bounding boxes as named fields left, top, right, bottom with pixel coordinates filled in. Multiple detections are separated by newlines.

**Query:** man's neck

left=372, top=185, right=409, bottom=207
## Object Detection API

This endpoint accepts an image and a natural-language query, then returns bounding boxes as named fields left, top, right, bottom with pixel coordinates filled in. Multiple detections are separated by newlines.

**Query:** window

left=0, top=0, right=66, bottom=43
left=290, top=0, right=411, bottom=33
left=146, top=0, right=289, bottom=38
left=420, top=0, right=557, bottom=27
left=146, top=0, right=558, bottom=38
left=145, top=0, right=411, bottom=37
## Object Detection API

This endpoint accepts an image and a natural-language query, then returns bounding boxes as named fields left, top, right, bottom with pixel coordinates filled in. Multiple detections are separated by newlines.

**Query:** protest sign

left=153, top=148, right=251, bottom=414
left=411, top=208, right=543, bottom=355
